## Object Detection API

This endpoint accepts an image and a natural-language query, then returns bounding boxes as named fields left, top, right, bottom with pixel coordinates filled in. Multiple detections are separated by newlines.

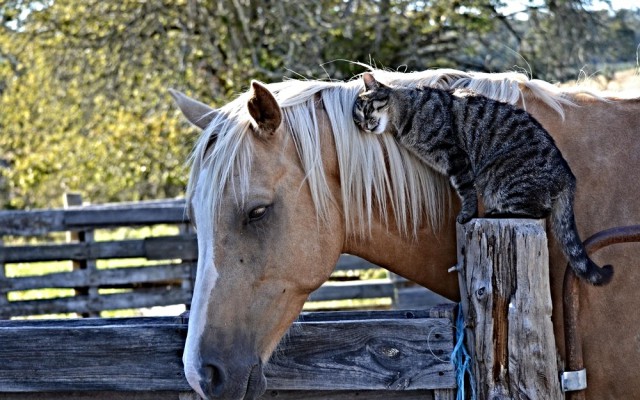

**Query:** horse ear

left=362, top=72, right=381, bottom=91
left=169, top=89, right=217, bottom=130
left=247, top=81, right=282, bottom=134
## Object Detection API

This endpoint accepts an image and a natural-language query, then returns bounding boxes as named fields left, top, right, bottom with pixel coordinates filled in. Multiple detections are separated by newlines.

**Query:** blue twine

left=451, top=304, right=476, bottom=400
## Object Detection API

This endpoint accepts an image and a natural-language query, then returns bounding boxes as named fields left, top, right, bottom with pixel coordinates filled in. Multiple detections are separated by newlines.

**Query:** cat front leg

left=449, top=166, right=478, bottom=224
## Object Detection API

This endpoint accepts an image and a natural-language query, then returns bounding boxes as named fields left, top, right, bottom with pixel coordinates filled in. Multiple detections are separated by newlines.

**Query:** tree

left=0, top=0, right=637, bottom=208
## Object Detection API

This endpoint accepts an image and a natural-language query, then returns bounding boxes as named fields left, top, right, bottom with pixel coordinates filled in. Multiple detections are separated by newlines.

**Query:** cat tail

left=550, top=186, right=613, bottom=286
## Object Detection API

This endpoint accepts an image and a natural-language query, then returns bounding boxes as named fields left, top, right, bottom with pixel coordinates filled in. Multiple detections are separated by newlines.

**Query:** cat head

left=353, top=73, right=392, bottom=135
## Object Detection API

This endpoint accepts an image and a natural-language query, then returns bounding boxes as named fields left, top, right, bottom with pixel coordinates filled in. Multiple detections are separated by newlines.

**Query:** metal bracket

left=561, top=369, right=587, bottom=392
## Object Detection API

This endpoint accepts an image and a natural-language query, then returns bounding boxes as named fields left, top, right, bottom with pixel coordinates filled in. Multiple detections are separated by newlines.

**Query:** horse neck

left=342, top=210, right=461, bottom=301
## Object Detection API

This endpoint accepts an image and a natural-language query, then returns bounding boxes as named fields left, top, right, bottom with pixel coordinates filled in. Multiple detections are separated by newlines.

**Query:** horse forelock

left=186, top=68, right=592, bottom=238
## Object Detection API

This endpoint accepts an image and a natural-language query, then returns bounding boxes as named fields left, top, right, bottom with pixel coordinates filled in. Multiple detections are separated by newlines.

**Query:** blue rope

left=451, top=304, right=476, bottom=400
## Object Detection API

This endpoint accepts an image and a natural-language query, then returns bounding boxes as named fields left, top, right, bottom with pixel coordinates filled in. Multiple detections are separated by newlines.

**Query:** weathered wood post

left=64, top=193, right=99, bottom=317
left=455, top=219, right=562, bottom=399
left=0, top=239, right=7, bottom=318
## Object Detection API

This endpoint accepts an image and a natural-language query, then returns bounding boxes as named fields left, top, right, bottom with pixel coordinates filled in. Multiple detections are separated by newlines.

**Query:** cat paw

left=456, top=212, right=476, bottom=224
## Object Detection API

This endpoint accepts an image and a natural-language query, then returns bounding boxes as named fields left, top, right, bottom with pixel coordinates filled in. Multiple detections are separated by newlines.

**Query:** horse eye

left=248, top=205, right=269, bottom=222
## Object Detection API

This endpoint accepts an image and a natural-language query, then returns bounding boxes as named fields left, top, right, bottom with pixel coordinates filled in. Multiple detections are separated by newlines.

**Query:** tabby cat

left=353, top=72, right=613, bottom=286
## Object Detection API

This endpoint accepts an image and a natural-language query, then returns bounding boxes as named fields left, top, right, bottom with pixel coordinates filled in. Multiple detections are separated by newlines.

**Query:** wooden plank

left=0, top=306, right=457, bottom=329
left=258, top=390, right=434, bottom=399
left=144, top=235, right=198, bottom=260
left=395, top=287, right=454, bottom=309
left=0, top=392, right=182, bottom=400
left=0, top=203, right=188, bottom=236
left=298, top=307, right=453, bottom=322
left=334, top=254, right=379, bottom=271
left=456, top=219, right=562, bottom=399
left=307, top=280, right=394, bottom=302
left=0, top=316, right=183, bottom=328
left=2, top=389, right=436, bottom=400
left=1, top=263, right=195, bottom=292
left=69, top=198, right=185, bottom=210
left=0, top=323, right=189, bottom=391
left=0, top=313, right=455, bottom=392
left=266, top=318, right=455, bottom=391
left=0, top=306, right=456, bottom=328
left=0, top=210, right=66, bottom=236
left=1, top=288, right=192, bottom=318
left=64, top=207, right=188, bottom=228
left=0, top=235, right=197, bottom=263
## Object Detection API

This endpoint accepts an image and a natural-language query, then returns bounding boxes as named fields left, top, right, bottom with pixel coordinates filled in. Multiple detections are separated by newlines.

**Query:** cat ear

left=247, top=80, right=282, bottom=134
left=363, top=72, right=381, bottom=91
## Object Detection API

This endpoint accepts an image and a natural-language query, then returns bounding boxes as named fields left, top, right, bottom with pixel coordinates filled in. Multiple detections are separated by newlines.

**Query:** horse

left=170, top=68, right=640, bottom=400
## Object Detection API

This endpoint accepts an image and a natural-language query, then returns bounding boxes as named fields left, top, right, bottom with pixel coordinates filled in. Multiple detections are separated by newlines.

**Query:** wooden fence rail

left=0, top=305, right=457, bottom=399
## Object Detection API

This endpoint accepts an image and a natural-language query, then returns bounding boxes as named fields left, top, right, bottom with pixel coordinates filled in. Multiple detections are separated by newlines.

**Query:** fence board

left=0, top=308, right=455, bottom=392
left=2, top=389, right=436, bottom=399
left=0, top=235, right=198, bottom=263
left=1, top=288, right=192, bottom=318
left=307, top=279, right=393, bottom=302
left=1, top=263, right=195, bottom=292
left=0, top=202, right=187, bottom=236
left=265, top=318, right=454, bottom=391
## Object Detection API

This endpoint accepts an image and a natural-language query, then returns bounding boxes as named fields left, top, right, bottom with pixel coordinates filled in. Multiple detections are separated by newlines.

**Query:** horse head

left=171, top=82, right=344, bottom=399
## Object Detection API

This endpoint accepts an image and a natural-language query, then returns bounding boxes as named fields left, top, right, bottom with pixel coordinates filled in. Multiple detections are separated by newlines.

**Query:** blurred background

left=0, top=0, right=639, bottom=210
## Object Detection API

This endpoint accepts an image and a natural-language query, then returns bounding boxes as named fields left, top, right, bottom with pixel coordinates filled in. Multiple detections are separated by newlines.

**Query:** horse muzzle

left=190, top=358, right=267, bottom=400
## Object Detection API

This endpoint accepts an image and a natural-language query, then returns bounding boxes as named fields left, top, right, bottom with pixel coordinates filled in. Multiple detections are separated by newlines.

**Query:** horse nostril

left=202, top=363, right=226, bottom=397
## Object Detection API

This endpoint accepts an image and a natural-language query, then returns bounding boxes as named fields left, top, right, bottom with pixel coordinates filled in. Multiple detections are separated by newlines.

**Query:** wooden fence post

left=0, top=239, right=8, bottom=318
left=64, top=193, right=99, bottom=318
left=456, top=219, right=562, bottom=399
left=178, top=218, right=196, bottom=311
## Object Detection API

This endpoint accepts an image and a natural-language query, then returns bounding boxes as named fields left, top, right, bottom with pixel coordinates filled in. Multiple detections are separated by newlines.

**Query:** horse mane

left=187, top=68, right=578, bottom=237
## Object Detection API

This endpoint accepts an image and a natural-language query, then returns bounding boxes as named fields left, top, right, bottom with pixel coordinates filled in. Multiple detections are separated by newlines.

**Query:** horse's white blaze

left=183, top=167, right=219, bottom=399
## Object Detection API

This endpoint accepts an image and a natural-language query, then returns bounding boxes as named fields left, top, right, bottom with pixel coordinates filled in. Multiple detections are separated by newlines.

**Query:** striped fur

left=354, top=73, right=613, bottom=286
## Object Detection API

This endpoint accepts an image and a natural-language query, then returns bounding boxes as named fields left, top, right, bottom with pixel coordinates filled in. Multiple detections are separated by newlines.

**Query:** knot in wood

left=475, top=286, right=486, bottom=298
left=380, top=346, right=401, bottom=359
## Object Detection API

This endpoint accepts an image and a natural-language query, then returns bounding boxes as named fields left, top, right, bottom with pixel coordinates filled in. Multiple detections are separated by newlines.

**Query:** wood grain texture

left=0, top=311, right=455, bottom=393
left=266, top=318, right=455, bottom=391
left=456, top=219, right=562, bottom=400
left=3, top=389, right=436, bottom=400
left=2, top=391, right=183, bottom=400
left=0, top=201, right=187, bottom=235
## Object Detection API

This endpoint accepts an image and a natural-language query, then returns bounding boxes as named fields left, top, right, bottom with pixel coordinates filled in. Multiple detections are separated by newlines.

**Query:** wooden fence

left=0, top=197, right=446, bottom=319
left=0, top=206, right=566, bottom=398
left=0, top=305, right=458, bottom=399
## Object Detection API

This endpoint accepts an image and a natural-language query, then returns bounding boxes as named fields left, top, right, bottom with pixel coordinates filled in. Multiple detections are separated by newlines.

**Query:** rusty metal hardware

left=563, top=225, right=640, bottom=399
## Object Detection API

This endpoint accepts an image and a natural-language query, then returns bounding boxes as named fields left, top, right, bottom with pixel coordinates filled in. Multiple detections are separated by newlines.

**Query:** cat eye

left=373, top=100, right=388, bottom=109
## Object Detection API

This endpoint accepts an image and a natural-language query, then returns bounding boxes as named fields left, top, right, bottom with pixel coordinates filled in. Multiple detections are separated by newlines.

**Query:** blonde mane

left=187, top=68, right=575, bottom=237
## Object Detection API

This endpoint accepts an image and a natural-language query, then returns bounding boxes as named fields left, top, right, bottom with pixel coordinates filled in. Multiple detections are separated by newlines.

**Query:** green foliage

left=0, top=0, right=638, bottom=208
